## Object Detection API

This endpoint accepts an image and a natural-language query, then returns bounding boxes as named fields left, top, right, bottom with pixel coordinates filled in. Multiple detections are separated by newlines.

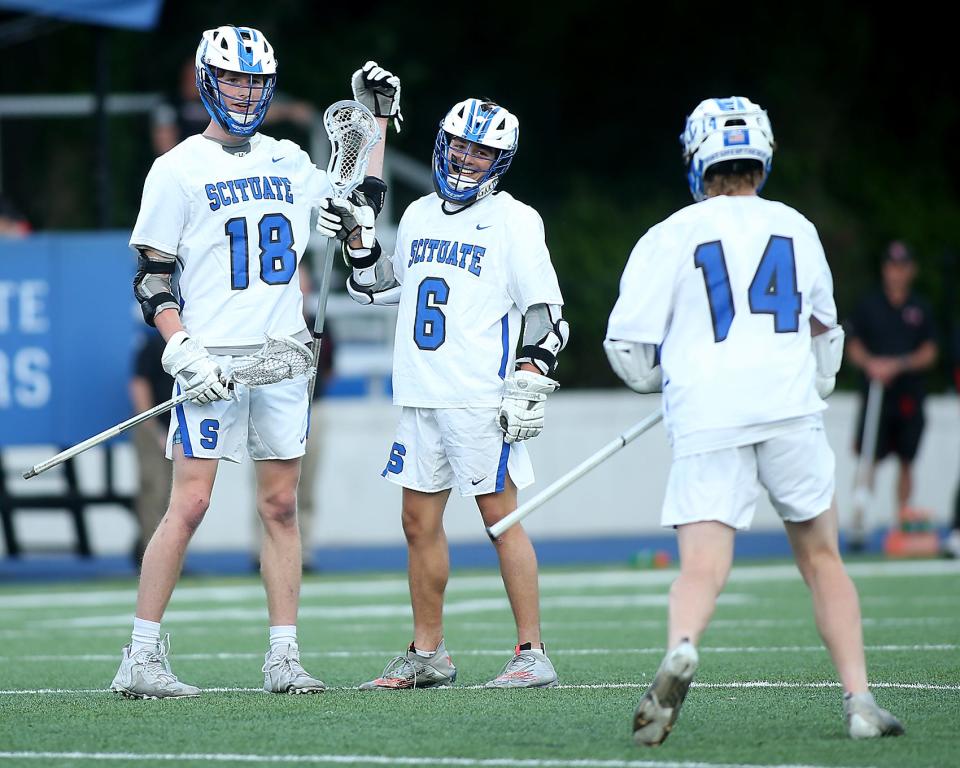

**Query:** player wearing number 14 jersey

left=325, top=98, right=568, bottom=689
left=111, top=24, right=400, bottom=699
left=606, top=96, right=903, bottom=745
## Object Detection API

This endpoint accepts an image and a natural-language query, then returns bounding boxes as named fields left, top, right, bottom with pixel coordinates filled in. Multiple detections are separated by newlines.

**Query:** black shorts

left=854, top=390, right=925, bottom=462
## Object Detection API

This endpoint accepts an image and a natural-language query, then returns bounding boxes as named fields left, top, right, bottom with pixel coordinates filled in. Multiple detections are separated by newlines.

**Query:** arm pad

left=517, top=304, right=569, bottom=377
left=603, top=338, right=662, bottom=393
left=133, top=248, right=179, bottom=327
left=812, top=324, right=845, bottom=398
left=345, top=245, right=401, bottom=306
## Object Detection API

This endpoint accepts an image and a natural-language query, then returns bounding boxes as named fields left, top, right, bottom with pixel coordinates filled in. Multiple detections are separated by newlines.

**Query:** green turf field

left=0, top=558, right=957, bottom=767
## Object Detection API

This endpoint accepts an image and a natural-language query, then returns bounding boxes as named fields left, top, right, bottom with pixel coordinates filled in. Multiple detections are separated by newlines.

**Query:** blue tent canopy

left=0, top=0, right=163, bottom=30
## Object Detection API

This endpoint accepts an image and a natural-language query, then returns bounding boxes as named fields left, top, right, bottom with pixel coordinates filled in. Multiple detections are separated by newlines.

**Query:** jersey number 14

left=694, top=235, right=801, bottom=343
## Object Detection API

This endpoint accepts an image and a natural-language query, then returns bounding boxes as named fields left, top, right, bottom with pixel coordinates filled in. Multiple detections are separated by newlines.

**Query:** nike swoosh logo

left=476, top=224, right=492, bottom=230
left=471, top=476, right=487, bottom=486
left=272, top=156, right=285, bottom=163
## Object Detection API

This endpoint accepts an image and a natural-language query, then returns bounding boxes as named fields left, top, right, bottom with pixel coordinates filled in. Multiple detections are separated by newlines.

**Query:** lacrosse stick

left=849, top=378, right=883, bottom=548
left=307, top=99, right=382, bottom=406
left=22, top=336, right=314, bottom=480
left=486, top=410, right=664, bottom=540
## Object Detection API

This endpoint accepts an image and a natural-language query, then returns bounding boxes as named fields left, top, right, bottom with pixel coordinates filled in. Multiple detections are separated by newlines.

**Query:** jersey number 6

left=413, top=277, right=450, bottom=351
left=694, top=235, right=801, bottom=343
left=225, top=214, right=297, bottom=290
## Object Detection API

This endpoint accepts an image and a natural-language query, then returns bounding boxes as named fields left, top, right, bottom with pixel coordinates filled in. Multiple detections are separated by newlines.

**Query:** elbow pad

left=517, top=304, right=569, bottom=377
left=604, top=339, right=662, bottom=393
left=813, top=324, right=845, bottom=398
left=133, top=249, right=179, bottom=327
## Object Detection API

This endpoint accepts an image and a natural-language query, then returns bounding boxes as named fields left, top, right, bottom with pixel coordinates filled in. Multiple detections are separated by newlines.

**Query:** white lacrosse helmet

left=195, top=25, right=277, bottom=137
left=432, top=98, right=519, bottom=205
left=680, top=96, right=775, bottom=201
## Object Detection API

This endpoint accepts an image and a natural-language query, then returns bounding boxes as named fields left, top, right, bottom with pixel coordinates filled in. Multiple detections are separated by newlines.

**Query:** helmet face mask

left=432, top=98, right=518, bottom=205
left=195, top=25, right=277, bottom=137
left=680, top=96, right=775, bottom=202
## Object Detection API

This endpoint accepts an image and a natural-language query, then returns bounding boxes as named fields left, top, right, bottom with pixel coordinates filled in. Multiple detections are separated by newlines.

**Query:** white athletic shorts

left=166, top=356, right=310, bottom=463
left=382, top=406, right=534, bottom=496
left=662, top=424, right=835, bottom=529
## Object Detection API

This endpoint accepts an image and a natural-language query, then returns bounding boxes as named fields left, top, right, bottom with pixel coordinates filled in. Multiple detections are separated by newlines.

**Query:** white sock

left=131, top=617, right=161, bottom=653
left=269, top=625, right=298, bottom=653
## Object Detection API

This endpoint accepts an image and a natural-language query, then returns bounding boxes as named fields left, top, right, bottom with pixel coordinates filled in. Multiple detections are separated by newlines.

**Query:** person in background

left=845, top=241, right=938, bottom=544
left=0, top=195, right=31, bottom=237
left=129, top=329, right=174, bottom=570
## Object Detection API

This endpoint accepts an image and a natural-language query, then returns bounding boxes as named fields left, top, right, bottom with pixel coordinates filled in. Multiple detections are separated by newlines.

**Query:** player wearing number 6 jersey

left=111, top=25, right=399, bottom=699
left=606, top=96, right=903, bottom=745
left=325, top=98, right=567, bottom=689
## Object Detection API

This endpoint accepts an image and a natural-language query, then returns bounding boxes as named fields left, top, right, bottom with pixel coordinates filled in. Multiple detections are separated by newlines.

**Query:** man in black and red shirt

left=846, top=241, right=938, bottom=524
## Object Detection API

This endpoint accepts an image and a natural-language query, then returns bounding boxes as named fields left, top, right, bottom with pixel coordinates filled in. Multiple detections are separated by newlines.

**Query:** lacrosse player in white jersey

left=322, top=98, right=567, bottom=689
left=110, top=25, right=400, bottom=699
left=606, top=97, right=904, bottom=744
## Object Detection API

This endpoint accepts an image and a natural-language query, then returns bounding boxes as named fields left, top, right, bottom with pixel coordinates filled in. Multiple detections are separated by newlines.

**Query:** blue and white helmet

left=195, top=25, right=277, bottom=137
left=432, top=98, right=519, bottom=205
left=680, top=96, right=775, bottom=201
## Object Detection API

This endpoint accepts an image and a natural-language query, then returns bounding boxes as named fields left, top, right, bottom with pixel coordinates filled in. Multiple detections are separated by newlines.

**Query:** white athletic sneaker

left=262, top=643, right=325, bottom=694
left=844, top=692, right=905, bottom=739
left=359, top=639, right=457, bottom=690
left=109, top=634, right=200, bottom=699
left=633, top=639, right=699, bottom=747
left=485, top=644, right=558, bottom=688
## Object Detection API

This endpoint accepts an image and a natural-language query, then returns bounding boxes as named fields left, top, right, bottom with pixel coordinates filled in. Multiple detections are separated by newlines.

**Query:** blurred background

left=0, top=1, right=957, bottom=576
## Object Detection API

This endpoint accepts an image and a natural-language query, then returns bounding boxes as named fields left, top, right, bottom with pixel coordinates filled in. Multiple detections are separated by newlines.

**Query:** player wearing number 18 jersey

left=606, top=96, right=903, bottom=745
left=327, top=98, right=568, bottom=689
left=111, top=24, right=400, bottom=699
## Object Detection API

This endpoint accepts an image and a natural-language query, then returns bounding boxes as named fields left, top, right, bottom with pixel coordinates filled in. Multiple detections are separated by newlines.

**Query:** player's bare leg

left=634, top=522, right=731, bottom=744
left=255, top=458, right=303, bottom=625
left=135, top=448, right=219, bottom=620
left=478, top=476, right=542, bottom=647
left=668, top=521, right=735, bottom=647
left=786, top=502, right=903, bottom=736
left=785, top=502, right=868, bottom=694
left=480, top=476, right=557, bottom=688
left=402, top=487, right=451, bottom=652
left=896, top=459, right=913, bottom=513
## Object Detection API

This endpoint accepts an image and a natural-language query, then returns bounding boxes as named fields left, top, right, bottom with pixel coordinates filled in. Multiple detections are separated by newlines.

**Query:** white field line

left=1, top=559, right=956, bottom=611
left=2, top=680, right=958, bottom=697
left=0, top=750, right=881, bottom=768
left=1, top=615, right=955, bottom=640
left=27, top=594, right=754, bottom=629
left=0, top=644, right=954, bottom=664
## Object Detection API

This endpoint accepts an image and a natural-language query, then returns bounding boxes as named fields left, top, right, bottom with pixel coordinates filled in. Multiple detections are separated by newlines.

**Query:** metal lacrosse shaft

left=485, top=409, right=664, bottom=540
left=23, top=391, right=194, bottom=479
left=306, top=100, right=381, bottom=406
left=850, top=378, right=883, bottom=543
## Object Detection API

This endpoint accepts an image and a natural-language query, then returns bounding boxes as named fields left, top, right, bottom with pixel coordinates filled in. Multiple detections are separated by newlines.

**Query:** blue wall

left=0, top=232, right=138, bottom=446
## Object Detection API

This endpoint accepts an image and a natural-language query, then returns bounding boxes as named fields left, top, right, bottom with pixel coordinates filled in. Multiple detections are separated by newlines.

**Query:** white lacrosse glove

left=161, top=331, right=230, bottom=405
left=498, top=370, right=559, bottom=444
left=351, top=60, right=402, bottom=131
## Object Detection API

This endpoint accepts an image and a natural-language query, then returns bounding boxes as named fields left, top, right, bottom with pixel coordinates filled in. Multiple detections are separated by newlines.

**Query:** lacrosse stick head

left=229, top=336, right=315, bottom=387
left=324, top=100, right=382, bottom=200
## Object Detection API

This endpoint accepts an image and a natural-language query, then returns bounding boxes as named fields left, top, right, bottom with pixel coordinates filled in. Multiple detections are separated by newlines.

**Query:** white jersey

left=130, top=134, right=331, bottom=348
left=607, top=195, right=836, bottom=455
left=389, top=191, right=563, bottom=408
